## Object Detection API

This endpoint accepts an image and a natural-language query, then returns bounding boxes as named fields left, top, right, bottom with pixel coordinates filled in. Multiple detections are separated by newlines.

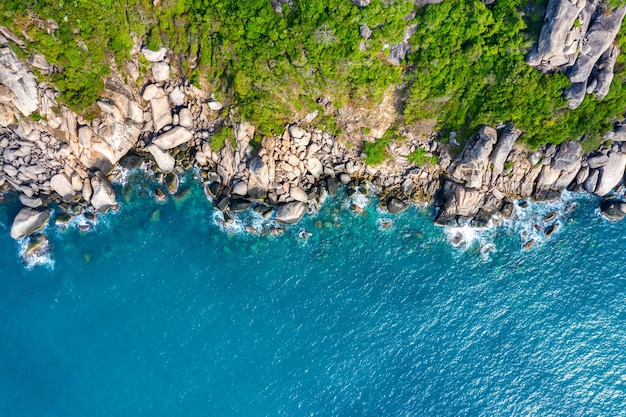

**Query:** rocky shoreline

left=2, top=6, right=626, bottom=260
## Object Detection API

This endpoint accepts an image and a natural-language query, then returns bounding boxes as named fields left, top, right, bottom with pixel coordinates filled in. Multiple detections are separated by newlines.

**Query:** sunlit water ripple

left=1, top=172, right=625, bottom=416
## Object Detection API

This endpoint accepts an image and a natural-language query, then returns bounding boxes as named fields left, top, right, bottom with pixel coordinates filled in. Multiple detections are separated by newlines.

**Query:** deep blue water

left=1, top=172, right=626, bottom=416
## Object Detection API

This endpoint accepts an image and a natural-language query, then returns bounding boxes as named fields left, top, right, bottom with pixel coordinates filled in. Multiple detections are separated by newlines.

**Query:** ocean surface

left=1, top=170, right=626, bottom=417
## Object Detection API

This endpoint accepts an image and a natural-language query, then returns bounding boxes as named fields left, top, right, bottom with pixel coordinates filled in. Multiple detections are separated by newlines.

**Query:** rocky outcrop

left=0, top=46, right=38, bottom=116
left=436, top=125, right=592, bottom=226
left=10, top=207, right=50, bottom=239
left=527, top=0, right=626, bottom=109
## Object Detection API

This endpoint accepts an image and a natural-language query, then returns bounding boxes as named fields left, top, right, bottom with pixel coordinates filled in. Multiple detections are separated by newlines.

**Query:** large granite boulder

left=10, top=207, right=50, bottom=239
left=151, top=126, right=193, bottom=150
left=275, top=201, right=307, bottom=224
left=90, top=175, right=117, bottom=211
left=450, top=125, right=497, bottom=189
left=594, top=152, right=626, bottom=196
left=50, top=173, right=75, bottom=202
left=146, top=144, right=175, bottom=173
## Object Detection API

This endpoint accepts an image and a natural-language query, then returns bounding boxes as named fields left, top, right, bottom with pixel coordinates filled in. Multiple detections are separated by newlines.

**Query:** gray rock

left=275, top=201, right=307, bottom=224
left=232, top=179, right=248, bottom=196
left=19, top=194, right=44, bottom=208
left=551, top=141, right=582, bottom=170
left=450, top=125, right=497, bottom=189
left=584, top=168, right=599, bottom=193
left=151, top=126, right=193, bottom=150
left=82, top=178, right=93, bottom=203
left=349, top=0, right=370, bottom=6
left=141, top=46, right=168, bottom=62
left=290, top=186, right=309, bottom=203
left=536, top=0, right=580, bottom=63
left=10, top=207, right=50, bottom=239
left=306, top=157, right=323, bottom=179
left=152, top=61, right=170, bottom=82
left=490, top=126, right=520, bottom=180
left=587, top=153, right=609, bottom=169
left=169, top=87, right=185, bottom=106
left=387, top=197, right=409, bottom=214
left=90, top=175, right=117, bottom=212
left=150, top=94, right=172, bottom=131
left=435, top=182, right=485, bottom=226
left=592, top=45, right=618, bottom=100
left=359, top=25, right=372, bottom=39
left=388, top=41, right=410, bottom=66
left=142, top=84, right=160, bottom=101
left=50, top=173, right=75, bottom=202
left=178, top=107, right=193, bottom=128
left=147, top=144, right=175, bottom=173
left=28, top=53, right=51, bottom=72
left=600, top=199, right=626, bottom=220
left=594, top=152, right=626, bottom=196
left=289, top=124, right=305, bottom=139
left=565, top=81, right=587, bottom=110
left=570, top=6, right=626, bottom=83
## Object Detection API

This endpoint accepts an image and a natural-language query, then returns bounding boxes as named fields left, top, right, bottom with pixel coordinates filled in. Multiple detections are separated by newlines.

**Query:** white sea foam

left=18, top=237, right=54, bottom=270
left=347, top=191, right=369, bottom=210
left=211, top=207, right=280, bottom=236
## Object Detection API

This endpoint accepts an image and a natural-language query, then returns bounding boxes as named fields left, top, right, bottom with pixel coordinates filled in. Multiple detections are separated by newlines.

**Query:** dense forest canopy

left=1, top=0, right=626, bottom=150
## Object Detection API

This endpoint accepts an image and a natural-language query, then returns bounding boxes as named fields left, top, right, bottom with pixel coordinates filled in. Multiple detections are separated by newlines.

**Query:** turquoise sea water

left=1, top=171, right=626, bottom=416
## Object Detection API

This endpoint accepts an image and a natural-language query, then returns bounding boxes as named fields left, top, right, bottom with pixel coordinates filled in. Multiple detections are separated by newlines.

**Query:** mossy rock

left=165, top=172, right=179, bottom=194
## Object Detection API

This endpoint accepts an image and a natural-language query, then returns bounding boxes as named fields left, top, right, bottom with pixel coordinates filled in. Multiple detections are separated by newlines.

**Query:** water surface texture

left=1, top=176, right=625, bottom=416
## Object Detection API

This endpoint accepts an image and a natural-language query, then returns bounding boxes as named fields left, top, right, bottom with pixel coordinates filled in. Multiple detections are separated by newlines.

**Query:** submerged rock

left=165, top=172, right=179, bottom=194
left=55, top=212, right=73, bottom=225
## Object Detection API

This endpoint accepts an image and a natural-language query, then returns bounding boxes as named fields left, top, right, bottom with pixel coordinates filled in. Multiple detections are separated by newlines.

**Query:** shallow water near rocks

left=1, top=173, right=626, bottom=416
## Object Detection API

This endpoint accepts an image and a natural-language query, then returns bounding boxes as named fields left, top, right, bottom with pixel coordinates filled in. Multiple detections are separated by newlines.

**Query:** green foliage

left=2, top=0, right=626, bottom=152
left=503, top=160, right=515, bottom=171
left=364, top=130, right=395, bottom=165
left=407, top=147, right=438, bottom=167
left=404, top=0, right=626, bottom=148
left=210, top=126, right=233, bottom=152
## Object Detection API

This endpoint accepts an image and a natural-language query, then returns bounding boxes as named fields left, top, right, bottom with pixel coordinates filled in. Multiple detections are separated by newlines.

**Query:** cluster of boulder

left=527, top=0, right=626, bottom=109
left=5, top=11, right=626, bottom=257
left=435, top=123, right=626, bottom=227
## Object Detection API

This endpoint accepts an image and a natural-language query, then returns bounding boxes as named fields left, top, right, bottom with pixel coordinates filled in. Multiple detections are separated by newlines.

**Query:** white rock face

left=151, top=126, right=193, bottom=150
left=141, top=46, right=168, bottom=62
left=207, top=99, right=223, bottom=111
left=10, top=207, right=50, bottom=239
left=169, top=87, right=185, bottom=106
left=0, top=47, right=39, bottom=116
left=147, top=144, right=175, bottom=173
left=152, top=62, right=170, bottom=82
left=178, top=107, right=193, bottom=128
left=50, top=173, right=75, bottom=202
left=150, top=94, right=172, bottom=132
